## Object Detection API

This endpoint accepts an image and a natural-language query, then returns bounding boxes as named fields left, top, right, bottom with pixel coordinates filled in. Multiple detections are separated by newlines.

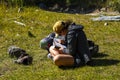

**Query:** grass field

left=0, top=6, right=120, bottom=80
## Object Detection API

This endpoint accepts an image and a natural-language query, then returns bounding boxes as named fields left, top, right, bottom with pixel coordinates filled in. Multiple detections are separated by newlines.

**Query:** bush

left=0, top=0, right=24, bottom=7
left=108, top=0, right=120, bottom=12
left=1, top=0, right=120, bottom=12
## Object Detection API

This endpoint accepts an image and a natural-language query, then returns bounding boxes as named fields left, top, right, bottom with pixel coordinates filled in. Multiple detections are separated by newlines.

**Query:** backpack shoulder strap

left=68, top=24, right=84, bottom=31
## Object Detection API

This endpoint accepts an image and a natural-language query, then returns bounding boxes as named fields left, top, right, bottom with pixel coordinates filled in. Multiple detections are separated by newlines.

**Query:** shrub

left=0, top=0, right=24, bottom=7
left=1, top=0, right=120, bottom=12
left=108, top=0, right=120, bottom=12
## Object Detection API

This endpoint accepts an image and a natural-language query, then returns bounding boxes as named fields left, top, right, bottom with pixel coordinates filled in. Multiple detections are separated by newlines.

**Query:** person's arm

left=53, top=38, right=66, bottom=49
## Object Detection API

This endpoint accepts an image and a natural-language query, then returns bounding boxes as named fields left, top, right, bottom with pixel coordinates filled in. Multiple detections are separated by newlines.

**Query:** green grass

left=0, top=6, right=120, bottom=80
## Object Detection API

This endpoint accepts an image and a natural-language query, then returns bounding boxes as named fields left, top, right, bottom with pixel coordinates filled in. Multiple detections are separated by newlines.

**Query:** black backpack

left=66, top=24, right=99, bottom=64
left=88, top=40, right=99, bottom=56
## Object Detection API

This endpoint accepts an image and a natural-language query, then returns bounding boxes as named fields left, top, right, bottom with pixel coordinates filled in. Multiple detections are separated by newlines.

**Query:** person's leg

left=49, top=46, right=74, bottom=66
left=53, top=54, right=74, bottom=66
left=49, top=46, right=60, bottom=57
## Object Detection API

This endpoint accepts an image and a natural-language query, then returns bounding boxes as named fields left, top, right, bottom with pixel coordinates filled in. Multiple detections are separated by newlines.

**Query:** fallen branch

left=14, top=21, right=26, bottom=26
left=92, top=16, right=120, bottom=21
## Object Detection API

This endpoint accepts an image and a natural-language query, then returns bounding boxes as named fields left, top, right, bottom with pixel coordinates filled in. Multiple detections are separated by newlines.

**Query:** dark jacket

left=65, top=24, right=91, bottom=63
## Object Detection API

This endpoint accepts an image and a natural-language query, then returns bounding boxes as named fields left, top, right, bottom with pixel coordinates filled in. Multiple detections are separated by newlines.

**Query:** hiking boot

left=14, top=55, right=33, bottom=65
left=8, top=46, right=26, bottom=58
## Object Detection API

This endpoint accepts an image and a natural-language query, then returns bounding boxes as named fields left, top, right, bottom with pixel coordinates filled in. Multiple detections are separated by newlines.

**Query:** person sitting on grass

left=39, top=32, right=66, bottom=54
left=49, top=20, right=92, bottom=67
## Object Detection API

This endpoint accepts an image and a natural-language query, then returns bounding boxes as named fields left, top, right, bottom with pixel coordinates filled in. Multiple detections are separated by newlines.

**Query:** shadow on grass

left=90, top=52, right=120, bottom=66
left=59, top=52, right=120, bottom=69
left=59, top=59, right=120, bottom=70
left=89, top=59, right=120, bottom=67
left=89, top=52, right=119, bottom=67
left=92, top=52, right=109, bottom=58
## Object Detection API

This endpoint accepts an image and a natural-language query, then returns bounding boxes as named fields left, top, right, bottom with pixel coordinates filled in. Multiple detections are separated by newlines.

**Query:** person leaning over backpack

left=49, top=20, right=92, bottom=67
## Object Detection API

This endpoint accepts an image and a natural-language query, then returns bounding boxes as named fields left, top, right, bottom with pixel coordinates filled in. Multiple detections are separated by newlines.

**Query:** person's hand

left=58, top=40, right=65, bottom=44
left=58, top=47, right=64, bottom=54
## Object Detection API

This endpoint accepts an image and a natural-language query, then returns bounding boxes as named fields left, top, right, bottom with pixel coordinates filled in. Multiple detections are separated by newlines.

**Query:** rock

left=104, top=22, right=108, bottom=26
left=51, top=4, right=60, bottom=11
left=18, top=7, right=24, bottom=13
left=64, top=8, right=69, bottom=12
left=100, top=8, right=107, bottom=12
left=28, top=31, right=35, bottom=38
